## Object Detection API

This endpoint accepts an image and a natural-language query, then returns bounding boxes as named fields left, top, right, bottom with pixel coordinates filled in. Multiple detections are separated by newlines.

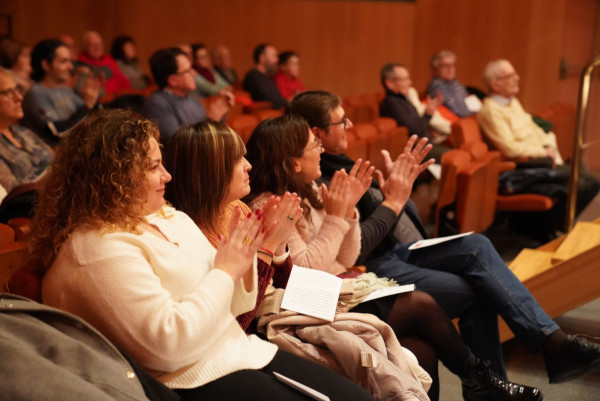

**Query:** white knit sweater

left=42, top=206, right=277, bottom=389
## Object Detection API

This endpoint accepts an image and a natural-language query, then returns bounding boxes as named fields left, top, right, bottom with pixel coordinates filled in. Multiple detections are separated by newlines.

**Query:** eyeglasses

left=329, top=116, right=348, bottom=130
left=495, top=72, right=518, bottom=81
left=0, top=86, right=22, bottom=98
left=305, top=137, right=323, bottom=152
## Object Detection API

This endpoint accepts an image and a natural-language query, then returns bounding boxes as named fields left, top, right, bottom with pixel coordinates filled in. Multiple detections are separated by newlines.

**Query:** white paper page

left=465, top=94, right=482, bottom=112
left=361, top=284, right=416, bottom=303
left=427, top=163, right=442, bottom=180
left=408, top=231, right=474, bottom=250
left=273, top=372, right=331, bottom=401
left=280, top=266, right=342, bottom=322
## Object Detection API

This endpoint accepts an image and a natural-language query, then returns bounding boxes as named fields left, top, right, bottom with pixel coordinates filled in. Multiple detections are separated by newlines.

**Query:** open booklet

left=408, top=231, right=474, bottom=251
left=280, top=265, right=415, bottom=322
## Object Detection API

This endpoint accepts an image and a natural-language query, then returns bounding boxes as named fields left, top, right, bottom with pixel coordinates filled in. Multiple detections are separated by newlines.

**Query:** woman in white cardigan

left=31, top=109, right=375, bottom=401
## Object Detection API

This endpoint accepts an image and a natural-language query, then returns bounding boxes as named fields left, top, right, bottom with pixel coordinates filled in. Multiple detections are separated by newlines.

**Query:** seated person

left=34, top=108, right=375, bottom=401
left=190, top=43, right=231, bottom=98
left=167, top=118, right=543, bottom=401
left=110, top=35, right=150, bottom=91
left=426, top=50, right=478, bottom=117
left=0, top=38, right=33, bottom=93
left=242, top=43, right=286, bottom=110
left=288, top=89, right=600, bottom=386
left=379, top=63, right=451, bottom=162
left=22, top=38, right=102, bottom=145
left=477, top=59, right=600, bottom=238
left=273, top=50, right=305, bottom=101
left=143, top=47, right=232, bottom=148
left=212, top=44, right=239, bottom=86
left=0, top=68, right=52, bottom=221
left=77, top=31, right=131, bottom=95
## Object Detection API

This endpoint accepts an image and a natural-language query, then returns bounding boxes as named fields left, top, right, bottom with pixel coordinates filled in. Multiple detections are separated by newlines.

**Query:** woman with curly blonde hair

left=34, top=109, right=375, bottom=401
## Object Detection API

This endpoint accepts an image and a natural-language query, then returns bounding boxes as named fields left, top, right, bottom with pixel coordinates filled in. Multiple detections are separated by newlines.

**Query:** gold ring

left=287, top=216, right=294, bottom=221
left=242, top=237, right=253, bottom=246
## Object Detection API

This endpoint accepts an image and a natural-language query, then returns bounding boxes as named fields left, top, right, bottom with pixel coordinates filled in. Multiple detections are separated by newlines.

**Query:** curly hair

left=165, top=120, right=245, bottom=233
left=244, top=114, right=322, bottom=217
left=27, top=109, right=159, bottom=271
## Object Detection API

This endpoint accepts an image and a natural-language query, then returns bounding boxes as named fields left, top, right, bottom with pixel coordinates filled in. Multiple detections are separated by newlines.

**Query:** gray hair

left=483, top=59, right=512, bottom=90
left=430, top=50, right=456, bottom=69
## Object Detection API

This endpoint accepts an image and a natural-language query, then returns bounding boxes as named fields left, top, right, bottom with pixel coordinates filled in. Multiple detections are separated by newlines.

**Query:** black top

left=319, top=152, right=428, bottom=264
left=242, top=69, right=286, bottom=110
left=379, top=90, right=431, bottom=139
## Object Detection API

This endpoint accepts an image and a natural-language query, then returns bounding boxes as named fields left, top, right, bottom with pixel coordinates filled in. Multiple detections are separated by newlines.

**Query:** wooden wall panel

left=0, top=0, right=416, bottom=97
left=411, top=0, right=567, bottom=112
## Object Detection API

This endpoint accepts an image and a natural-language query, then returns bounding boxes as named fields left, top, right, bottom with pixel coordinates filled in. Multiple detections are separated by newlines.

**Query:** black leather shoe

left=545, top=334, right=600, bottom=383
left=462, top=359, right=543, bottom=401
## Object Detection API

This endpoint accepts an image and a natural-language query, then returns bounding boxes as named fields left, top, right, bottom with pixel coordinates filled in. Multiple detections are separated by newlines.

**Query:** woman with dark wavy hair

left=32, top=108, right=375, bottom=401
left=243, top=114, right=543, bottom=401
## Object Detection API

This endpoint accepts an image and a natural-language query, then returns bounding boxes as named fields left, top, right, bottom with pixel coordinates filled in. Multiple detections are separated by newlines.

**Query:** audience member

left=212, top=44, right=238, bottom=86
left=426, top=50, right=479, bottom=117
left=288, top=90, right=600, bottom=386
left=0, top=38, right=33, bottom=93
left=478, top=59, right=600, bottom=238
left=190, top=43, right=231, bottom=98
left=273, top=50, right=305, bottom=100
left=77, top=31, right=131, bottom=94
left=110, top=35, right=149, bottom=90
left=244, top=115, right=542, bottom=401
left=22, top=39, right=102, bottom=145
left=33, top=108, right=376, bottom=401
left=143, top=47, right=232, bottom=147
left=0, top=68, right=52, bottom=221
left=379, top=63, right=450, bottom=162
left=242, top=43, right=286, bottom=110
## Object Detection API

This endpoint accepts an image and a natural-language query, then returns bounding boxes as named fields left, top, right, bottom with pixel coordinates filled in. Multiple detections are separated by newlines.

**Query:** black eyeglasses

left=305, top=137, right=323, bottom=152
left=329, top=116, right=348, bottom=130
left=0, top=86, right=22, bottom=98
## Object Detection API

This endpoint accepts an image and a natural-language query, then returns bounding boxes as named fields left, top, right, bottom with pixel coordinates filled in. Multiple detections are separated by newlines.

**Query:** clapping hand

left=374, top=135, right=435, bottom=214
left=214, top=206, right=270, bottom=282
left=344, top=159, right=375, bottom=218
left=321, top=170, right=351, bottom=218
left=260, top=192, right=303, bottom=256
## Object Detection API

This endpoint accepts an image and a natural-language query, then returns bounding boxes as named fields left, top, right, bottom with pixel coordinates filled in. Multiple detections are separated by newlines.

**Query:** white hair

left=483, top=59, right=512, bottom=89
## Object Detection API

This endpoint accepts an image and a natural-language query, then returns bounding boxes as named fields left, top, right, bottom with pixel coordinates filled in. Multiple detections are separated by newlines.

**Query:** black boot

left=461, top=359, right=543, bottom=401
left=545, top=334, right=600, bottom=383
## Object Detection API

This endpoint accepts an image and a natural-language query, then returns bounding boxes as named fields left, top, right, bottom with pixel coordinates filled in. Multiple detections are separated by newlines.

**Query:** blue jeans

left=365, top=234, right=559, bottom=377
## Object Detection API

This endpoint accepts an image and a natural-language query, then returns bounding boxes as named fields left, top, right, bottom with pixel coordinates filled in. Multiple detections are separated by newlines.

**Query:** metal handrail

left=565, top=54, right=600, bottom=232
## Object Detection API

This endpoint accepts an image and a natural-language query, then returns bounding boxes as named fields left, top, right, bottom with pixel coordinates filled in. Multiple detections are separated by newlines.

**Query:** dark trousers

left=175, top=350, right=375, bottom=401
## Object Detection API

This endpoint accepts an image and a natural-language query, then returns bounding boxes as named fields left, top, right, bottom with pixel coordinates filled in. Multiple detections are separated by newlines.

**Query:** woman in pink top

left=273, top=51, right=305, bottom=101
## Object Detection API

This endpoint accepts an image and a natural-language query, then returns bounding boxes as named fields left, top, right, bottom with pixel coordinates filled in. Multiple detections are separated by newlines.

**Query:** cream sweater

left=42, top=206, right=277, bottom=389
left=477, top=97, right=563, bottom=164
left=251, top=186, right=361, bottom=275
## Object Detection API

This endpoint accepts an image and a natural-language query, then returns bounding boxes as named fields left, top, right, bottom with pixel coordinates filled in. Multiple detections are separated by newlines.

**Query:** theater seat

left=227, top=114, right=260, bottom=143
left=451, top=118, right=555, bottom=213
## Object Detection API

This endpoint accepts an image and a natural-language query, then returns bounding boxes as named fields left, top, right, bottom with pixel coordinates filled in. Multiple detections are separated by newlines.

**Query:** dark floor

left=436, top=173, right=600, bottom=401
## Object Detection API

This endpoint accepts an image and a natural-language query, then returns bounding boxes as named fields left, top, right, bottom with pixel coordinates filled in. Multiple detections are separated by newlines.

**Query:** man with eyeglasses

left=426, top=50, right=480, bottom=118
left=380, top=63, right=451, bottom=162
left=477, top=59, right=599, bottom=240
left=288, top=89, right=600, bottom=390
left=143, top=47, right=233, bottom=148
